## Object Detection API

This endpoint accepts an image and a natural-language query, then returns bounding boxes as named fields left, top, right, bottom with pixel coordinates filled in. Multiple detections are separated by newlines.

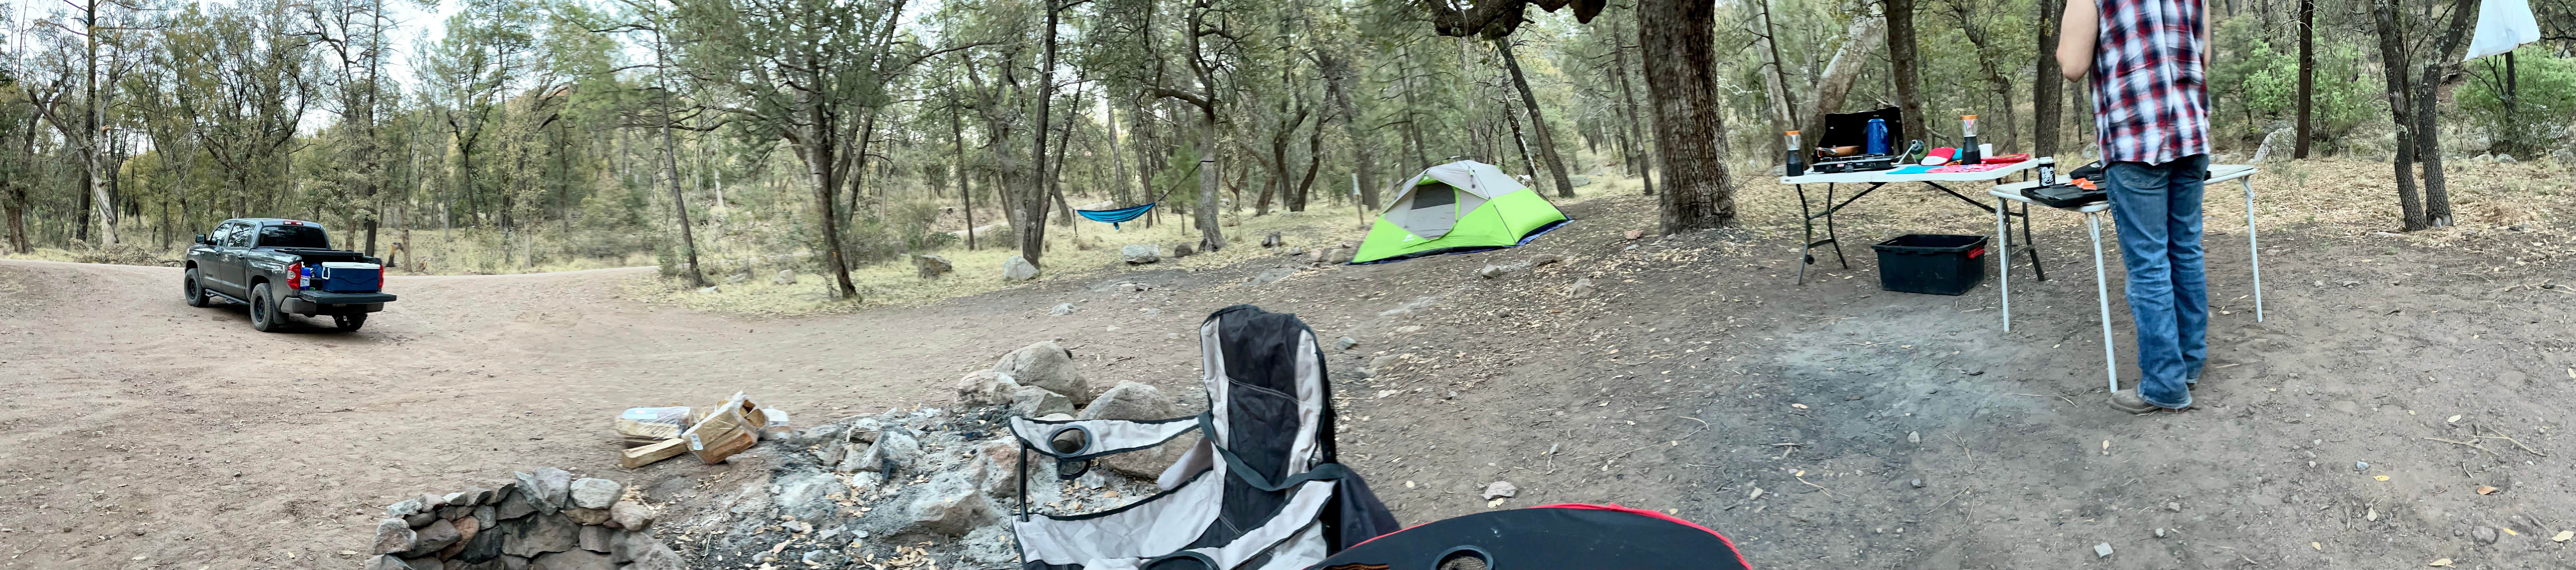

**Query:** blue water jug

left=1865, top=119, right=1891, bottom=155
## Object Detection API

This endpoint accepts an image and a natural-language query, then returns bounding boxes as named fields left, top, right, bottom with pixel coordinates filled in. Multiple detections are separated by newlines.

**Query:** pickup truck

left=182, top=218, right=397, bottom=332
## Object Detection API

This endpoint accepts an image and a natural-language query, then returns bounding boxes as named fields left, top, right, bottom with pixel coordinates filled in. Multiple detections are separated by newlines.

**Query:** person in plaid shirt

left=2058, top=0, right=2212, bottom=412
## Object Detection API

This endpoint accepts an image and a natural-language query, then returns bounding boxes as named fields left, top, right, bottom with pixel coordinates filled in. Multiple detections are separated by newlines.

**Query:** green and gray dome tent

left=1350, top=160, right=1570, bottom=264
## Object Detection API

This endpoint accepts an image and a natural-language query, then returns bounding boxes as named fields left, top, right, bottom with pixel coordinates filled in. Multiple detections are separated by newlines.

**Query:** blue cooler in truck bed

left=315, top=262, right=383, bottom=292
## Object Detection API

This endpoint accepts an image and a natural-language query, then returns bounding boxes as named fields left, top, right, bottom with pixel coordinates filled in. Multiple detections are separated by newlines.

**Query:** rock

left=500, top=514, right=581, bottom=557
left=563, top=507, right=610, bottom=525
left=1527, top=254, right=1561, bottom=267
left=1078, top=381, right=1178, bottom=421
left=725, top=272, right=748, bottom=284
left=388, top=498, right=427, bottom=518
left=404, top=510, right=439, bottom=527
left=1476, top=265, right=1506, bottom=279
left=474, top=505, right=497, bottom=528
left=1568, top=174, right=1592, bottom=187
left=2475, top=526, right=2500, bottom=544
left=404, top=519, right=462, bottom=558
left=1910, top=479, right=1925, bottom=488
left=906, top=471, right=1001, bottom=535
left=2165, top=502, right=2182, bottom=512
left=697, top=286, right=720, bottom=293
left=2498, top=154, right=2518, bottom=164
left=568, top=479, right=621, bottom=510
left=366, top=555, right=435, bottom=570
left=2094, top=543, right=2114, bottom=558
left=1261, top=231, right=1285, bottom=248
left=1320, top=247, right=1355, bottom=265
left=515, top=468, right=573, bottom=516
left=1283, top=247, right=1306, bottom=256
left=803, top=549, right=848, bottom=570
left=1481, top=481, right=1517, bottom=500
left=1049, top=303, right=1078, bottom=316
left=1250, top=267, right=1296, bottom=285
left=1002, top=255, right=1041, bottom=282
left=1337, top=337, right=1358, bottom=350
left=1011, top=385, right=1076, bottom=417
left=578, top=525, right=614, bottom=553
left=970, top=440, right=1026, bottom=498
left=372, top=518, right=418, bottom=555
left=1623, top=229, right=1646, bottom=240
left=772, top=270, right=797, bottom=285
left=1568, top=277, right=1597, bottom=299
left=775, top=470, right=842, bottom=521
left=994, top=340, right=1093, bottom=405
left=915, top=255, right=954, bottom=278
left=441, top=517, right=482, bottom=558
left=617, top=540, right=686, bottom=570
left=1172, top=243, right=1197, bottom=258
left=456, top=520, right=507, bottom=563
left=2154, top=527, right=2167, bottom=538
left=529, top=549, right=614, bottom=570
left=1121, top=244, right=1161, bottom=264
left=2353, top=461, right=2369, bottom=471
left=608, top=502, right=652, bottom=531
left=845, top=428, right=922, bottom=473
left=954, top=369, right=1023, bottom=406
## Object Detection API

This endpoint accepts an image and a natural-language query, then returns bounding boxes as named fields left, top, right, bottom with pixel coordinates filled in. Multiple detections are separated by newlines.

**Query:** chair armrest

left=1009, top=414, right=1203, bottom=461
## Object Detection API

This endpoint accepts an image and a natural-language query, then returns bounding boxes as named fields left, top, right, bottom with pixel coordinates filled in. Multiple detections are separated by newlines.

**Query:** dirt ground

left=4, top=171, right=2575, bottom=569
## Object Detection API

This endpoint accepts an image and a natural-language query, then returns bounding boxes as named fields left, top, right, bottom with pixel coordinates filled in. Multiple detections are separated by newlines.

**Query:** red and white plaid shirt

left=2090, top=0, right=2210, bottom=165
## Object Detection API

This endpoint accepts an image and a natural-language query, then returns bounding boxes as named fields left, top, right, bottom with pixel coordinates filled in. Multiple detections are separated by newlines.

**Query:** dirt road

left=5, top=190, right=2574, bottom=569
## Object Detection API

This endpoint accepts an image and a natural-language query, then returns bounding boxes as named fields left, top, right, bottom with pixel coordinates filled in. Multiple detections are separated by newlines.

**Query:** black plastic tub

left=1871, top=234, right=1988, bottom=295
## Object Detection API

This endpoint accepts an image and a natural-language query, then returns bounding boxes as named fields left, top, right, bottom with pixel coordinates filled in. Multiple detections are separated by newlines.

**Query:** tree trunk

left=950, top=96, right=977, bottom=250
left=2369, top=0, right=2427, bottom=230
left=1292, top=122, right=1323, bottom=212
left=1495, top=38, right=1576, bottom=198
left=1888, top=0, right=1928, bottom=144
left=1638, top=0, right=1735, bottom=233
left=1499, top=96, right=1538, bottom=179
left=2035, top=0, right=2065, bottom=158
left=1106, top=100, right=1133, bottom=207
left=1751, top=0, right=1800, bottom=153
left=2293, top=0, right=2314, bottom=158
left=1318, top=49, right=1380, bottom=209
left=1610, top=13, right=1657, bottom=196
left=1197, top=107, right=1223, bottom=250
left=1798, top=15, right=1886, bottom=145
left=2413, top=0, right=2477, bottom=227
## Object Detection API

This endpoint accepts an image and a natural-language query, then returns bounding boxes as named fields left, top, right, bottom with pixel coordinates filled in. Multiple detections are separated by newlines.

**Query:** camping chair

left=1007, top=305, right=1398, bottom=570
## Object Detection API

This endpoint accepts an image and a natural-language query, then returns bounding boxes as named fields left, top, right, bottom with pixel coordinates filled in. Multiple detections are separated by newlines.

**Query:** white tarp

left=1379, top=161, right=1526, bottom=240
left=2467, top=0, right=2542, bottom=61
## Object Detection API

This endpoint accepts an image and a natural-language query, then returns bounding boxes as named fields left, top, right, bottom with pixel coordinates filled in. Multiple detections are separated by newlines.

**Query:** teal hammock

left=1075, top=161, right=1200, bottom=230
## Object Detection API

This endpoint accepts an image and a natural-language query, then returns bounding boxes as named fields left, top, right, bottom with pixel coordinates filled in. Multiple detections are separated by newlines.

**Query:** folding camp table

left=1987, top=164, right=2265, bottom=393
left=1780, top=160, right=2042, bottom=284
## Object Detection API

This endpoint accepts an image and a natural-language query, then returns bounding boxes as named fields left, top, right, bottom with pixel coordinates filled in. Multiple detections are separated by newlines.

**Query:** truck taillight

left=287, top=262, right=306, bottom=289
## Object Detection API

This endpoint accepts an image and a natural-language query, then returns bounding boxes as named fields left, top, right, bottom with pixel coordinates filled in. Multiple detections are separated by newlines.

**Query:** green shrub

left=2459, top=47, right=2576, bottom=156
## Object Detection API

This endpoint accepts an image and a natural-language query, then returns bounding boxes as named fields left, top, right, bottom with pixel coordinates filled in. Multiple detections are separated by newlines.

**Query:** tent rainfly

left=1350, top=160, right=1569, bottom=264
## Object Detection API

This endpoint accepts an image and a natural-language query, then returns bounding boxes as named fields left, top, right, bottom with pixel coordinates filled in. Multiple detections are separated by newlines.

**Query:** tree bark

left=1317, top=48, right=1380, bottom=209
left=1751, top=0, right=1800, bottom=152
left=950, top=93, right=977, bottom=250
left=1887, top=0, right=1928, bottom=144
left=1023, top=0, right=1065, bottom=267
left=2293, top=0, right=2314, bottom=158
left=2369, top=0, right=2427, bottom=230
left=1637, top=0, right=1735, bottom=233
left=2035, top=0, right=2065, bottom=158
left=2413, top=0, right=2477, bottom=227
left=1609, top=12, right=1657, bottom=196
left=1495, top=38, right=1576, bottom=197
left=1799, top=15, right=1886, bottom=145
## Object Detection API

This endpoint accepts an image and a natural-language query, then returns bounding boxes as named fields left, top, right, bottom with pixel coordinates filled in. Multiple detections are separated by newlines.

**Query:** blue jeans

left=2104, top=155, right=2208, bottom=409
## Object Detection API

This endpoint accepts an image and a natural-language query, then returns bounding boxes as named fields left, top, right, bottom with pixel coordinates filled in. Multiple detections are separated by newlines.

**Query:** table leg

left=2240, top=177, right=2264, bottom=322
left=1997, top=196, right=2011, bottom=331
left=1823, top=183, right=1851, bottom=269
left=2022, top=202, right=2048, bottom=282
left=2087, top=212, right=2119, bottom=395
left=1797, top=183, right=1814, bottom=285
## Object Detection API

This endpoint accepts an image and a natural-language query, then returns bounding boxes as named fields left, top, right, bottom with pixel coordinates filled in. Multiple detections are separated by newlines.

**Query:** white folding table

left=1779, top=160, right=2042, bottom=284
left=1987, top=164, right=2265, bottom=393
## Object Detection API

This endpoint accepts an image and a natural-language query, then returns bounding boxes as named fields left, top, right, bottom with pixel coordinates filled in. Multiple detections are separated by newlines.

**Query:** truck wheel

left=333, top=314, right=367, bottom=332
left=182, top=269, right=209, bottom=307
left=248, top=283, right=285, bottom=333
